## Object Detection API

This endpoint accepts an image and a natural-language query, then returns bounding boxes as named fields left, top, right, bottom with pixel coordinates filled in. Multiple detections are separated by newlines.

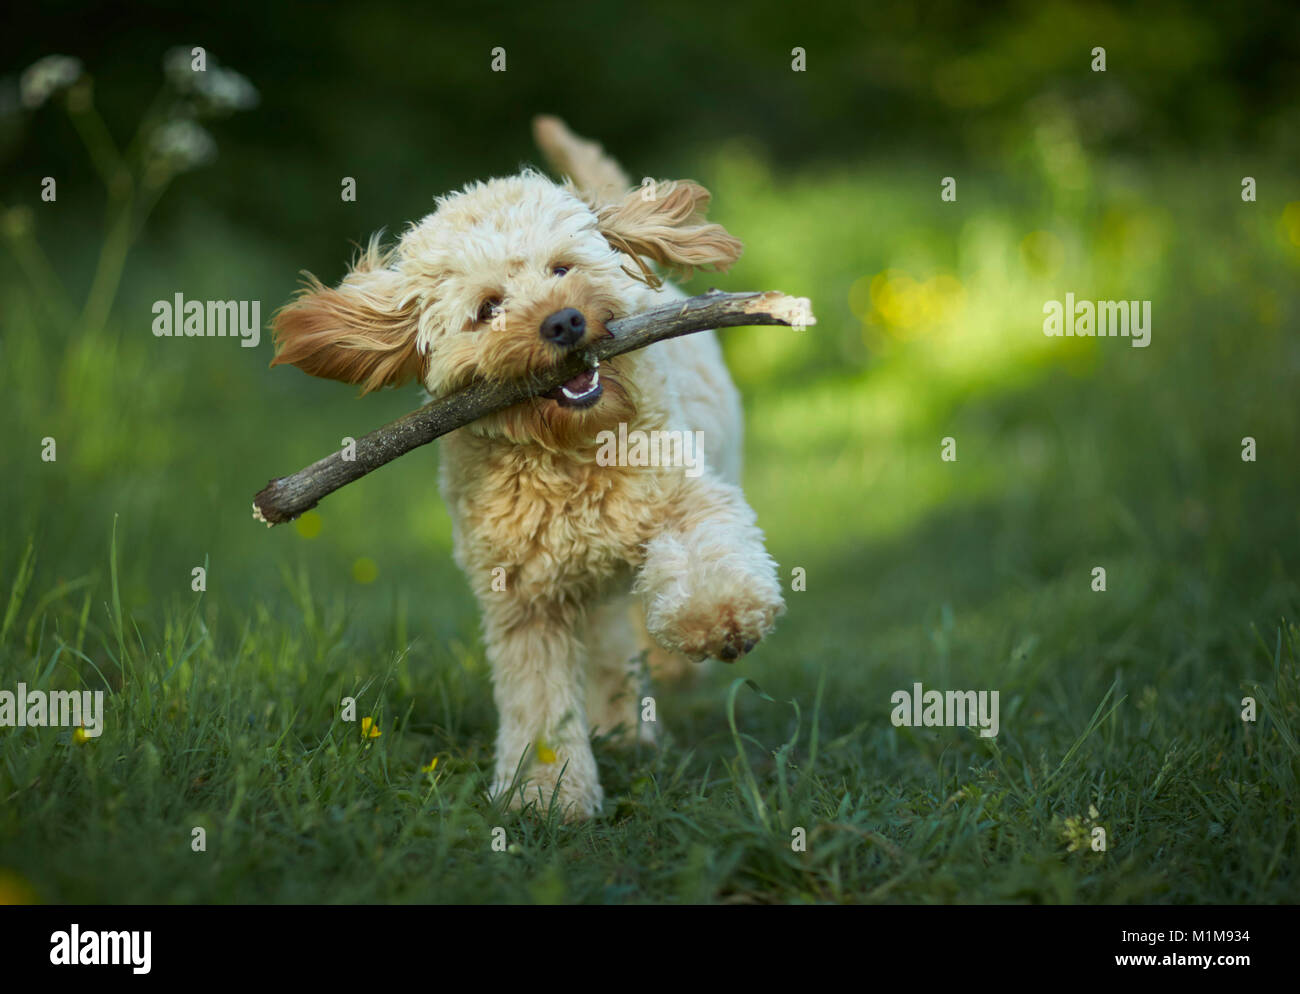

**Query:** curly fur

left=271, top=117, right=785, bottom=820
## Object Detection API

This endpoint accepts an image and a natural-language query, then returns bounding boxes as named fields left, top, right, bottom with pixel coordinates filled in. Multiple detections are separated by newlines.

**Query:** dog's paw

left=646, top=573, right=785, bottom=663
left=638, top=531, right=787, bottom=663
left=492, top=762, right=604, bottom=822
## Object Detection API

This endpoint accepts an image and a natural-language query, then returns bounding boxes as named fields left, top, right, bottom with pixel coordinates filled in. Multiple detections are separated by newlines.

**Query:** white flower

left=195, top=67, right=259, bottom=112
left=150, top=119, right=217, bottom=171
left=162, top=46, right=258, bottom=113
left=19, top=55, right=83, bottom=109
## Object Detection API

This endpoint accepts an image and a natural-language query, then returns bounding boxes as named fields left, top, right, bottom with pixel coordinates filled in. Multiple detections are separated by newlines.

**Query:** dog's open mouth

left=545, top=360, right=603, bottom=409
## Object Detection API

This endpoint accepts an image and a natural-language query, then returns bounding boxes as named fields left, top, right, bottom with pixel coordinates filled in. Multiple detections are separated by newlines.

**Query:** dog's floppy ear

left=271, top=237, right=423, bottom=394
left=596, top=180, right=742, bottom=286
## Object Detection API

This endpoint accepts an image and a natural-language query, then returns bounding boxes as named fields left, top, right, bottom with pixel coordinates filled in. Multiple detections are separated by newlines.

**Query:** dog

left=271, top=117, right=785, bottom=819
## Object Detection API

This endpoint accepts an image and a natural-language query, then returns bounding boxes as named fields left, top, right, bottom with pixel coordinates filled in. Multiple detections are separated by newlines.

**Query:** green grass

left=1, top=151, right=1298, bottom=904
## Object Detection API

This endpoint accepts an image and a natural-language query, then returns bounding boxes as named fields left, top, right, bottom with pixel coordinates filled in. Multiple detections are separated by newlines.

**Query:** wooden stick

left=252, top=290, right=815, bottom=526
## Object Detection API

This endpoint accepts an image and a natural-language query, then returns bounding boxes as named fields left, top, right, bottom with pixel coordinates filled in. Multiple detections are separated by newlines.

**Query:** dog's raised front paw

left=645, top=571, right=785, bottom=663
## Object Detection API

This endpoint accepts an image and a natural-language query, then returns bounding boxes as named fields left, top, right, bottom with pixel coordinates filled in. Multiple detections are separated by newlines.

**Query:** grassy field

left=2, top=146, right=1298, bottom=903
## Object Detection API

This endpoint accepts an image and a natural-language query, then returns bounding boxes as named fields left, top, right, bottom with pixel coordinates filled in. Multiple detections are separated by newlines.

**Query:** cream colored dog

left=271, top=117, right=785, bottom=819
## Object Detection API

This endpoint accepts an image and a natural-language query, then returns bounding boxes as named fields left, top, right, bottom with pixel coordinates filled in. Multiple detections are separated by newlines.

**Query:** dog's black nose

left=540, top=308, right=586, bottom=347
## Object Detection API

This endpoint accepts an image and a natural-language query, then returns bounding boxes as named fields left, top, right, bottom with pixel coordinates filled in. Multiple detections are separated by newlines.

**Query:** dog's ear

left=596, top=180, right=742, bottom=285
left=271, top=239, right=423, bottom=394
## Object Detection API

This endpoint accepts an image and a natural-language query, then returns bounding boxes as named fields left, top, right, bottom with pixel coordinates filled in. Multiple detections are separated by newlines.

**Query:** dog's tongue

left=546, top=367, right=599, bottom=401
left=562, top=370, right=595, bottom=393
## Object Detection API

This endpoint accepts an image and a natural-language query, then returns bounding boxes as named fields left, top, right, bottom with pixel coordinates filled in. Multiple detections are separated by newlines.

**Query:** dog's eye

left=477, top=298, right=502, bottom=324
left=551, top=265, right=570, bottom=277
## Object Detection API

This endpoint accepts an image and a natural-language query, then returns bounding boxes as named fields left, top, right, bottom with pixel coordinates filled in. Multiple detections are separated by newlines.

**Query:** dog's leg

left=636, top=478, right=786, bottom=663
left=584, top=594, right=656, bottom=746
left=483, top=598, right=603, bottom=820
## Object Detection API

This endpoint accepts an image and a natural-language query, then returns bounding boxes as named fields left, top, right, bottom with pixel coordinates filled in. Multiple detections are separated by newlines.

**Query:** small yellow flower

left=294, top=510, right=323, bottom=539
left=352, top=557, right=378, bottom=584
left=421, top=757, right=439, bottom=773
left=0, top=868, right=39, bottom=905
left=1059, top=804, right=1103, bottom=852
left=72, top=727, right=91, bottom=745
left=536, top=745, right=557, bottom=765
left=360, top=716, right=381, bottom=739
left=1060, top=815, right=1088, bottom=852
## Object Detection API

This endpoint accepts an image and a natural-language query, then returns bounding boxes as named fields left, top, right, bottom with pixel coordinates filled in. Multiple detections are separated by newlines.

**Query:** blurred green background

left=4, top=0, right=1297, bottom=622
left=1, top=1, right=1298, bottom=903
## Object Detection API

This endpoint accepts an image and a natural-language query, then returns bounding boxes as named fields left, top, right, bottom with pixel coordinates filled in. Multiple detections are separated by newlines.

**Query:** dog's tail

left=533, top=115, right=630, bottom=206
